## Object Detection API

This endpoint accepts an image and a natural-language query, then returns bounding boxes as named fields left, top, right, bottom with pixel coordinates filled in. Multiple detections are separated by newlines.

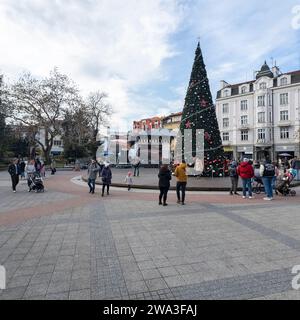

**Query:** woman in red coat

left=237, top=158, right=254, bottom=199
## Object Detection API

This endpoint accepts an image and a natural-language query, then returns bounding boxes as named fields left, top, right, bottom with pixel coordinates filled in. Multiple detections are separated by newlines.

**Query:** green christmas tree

left=178, top=42, right=224, bottom=176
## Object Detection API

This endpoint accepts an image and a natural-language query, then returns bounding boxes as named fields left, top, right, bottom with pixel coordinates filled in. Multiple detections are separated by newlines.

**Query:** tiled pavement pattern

left=0, top=172, right=300, bottom=299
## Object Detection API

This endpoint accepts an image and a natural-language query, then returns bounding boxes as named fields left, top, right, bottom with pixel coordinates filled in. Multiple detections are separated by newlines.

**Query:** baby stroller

left=28, top=172, right=45, bottom=193
left=276, top=169, right=296, bottom=197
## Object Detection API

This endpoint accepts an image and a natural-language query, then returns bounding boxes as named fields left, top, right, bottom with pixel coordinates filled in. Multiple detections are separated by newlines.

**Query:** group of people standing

left=7, top=157, right=50, bottom=192
left=229, top=158, right=287, bottom=201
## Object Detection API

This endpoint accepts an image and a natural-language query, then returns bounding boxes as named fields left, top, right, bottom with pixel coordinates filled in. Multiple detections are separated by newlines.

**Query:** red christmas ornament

left=185, top=121, right=191, bottom=128
left=204, top=132, right=211, bottom=141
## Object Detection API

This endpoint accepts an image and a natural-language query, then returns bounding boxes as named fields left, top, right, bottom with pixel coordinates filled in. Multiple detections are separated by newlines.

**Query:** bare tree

left=3, top=68, right=81, bottom=163
left=86, top=91, right=112, bottom=156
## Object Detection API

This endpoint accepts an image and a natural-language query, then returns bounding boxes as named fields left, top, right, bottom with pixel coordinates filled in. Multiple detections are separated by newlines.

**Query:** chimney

left=272, top=64, right=280, bottom=78
left=220, top=80, right=229, bottom=89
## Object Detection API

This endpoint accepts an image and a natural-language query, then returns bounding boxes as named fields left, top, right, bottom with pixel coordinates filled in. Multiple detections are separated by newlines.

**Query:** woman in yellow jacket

left=174, top=161, right=187, bottom=205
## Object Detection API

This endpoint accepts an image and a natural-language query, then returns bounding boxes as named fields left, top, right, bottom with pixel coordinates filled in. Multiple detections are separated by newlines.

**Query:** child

left=124, top=171, right=133, bottom=191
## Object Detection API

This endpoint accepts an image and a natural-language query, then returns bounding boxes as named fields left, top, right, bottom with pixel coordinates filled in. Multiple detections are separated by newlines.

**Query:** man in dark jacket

left=237, top=158, right=254, bottom=199
left=8, top=158, right=20, bottom=193
left=158, top=164, right=172, bottom=206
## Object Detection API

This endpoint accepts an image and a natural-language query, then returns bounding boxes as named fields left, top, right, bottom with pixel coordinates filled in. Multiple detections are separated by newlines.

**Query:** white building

left=216, top=62, right=300, bottom=161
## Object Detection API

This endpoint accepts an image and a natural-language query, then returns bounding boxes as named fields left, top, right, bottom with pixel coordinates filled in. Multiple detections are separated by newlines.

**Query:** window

left=257, top=95, right=265, bottom=107
left=259, top=82, right=267, bottom=89
left=223, top=89, right=230, bottom=97
left=280, top=93, right=288, bottom=105
left=222, top=132, right=229, bottom=141
left=258, top=112, right=265, bottom=123
left=280, top=127, right=289, bottom=139
left=223, top=118, right=229, bottom=128
left=222, top=103, right=229, bottom=114
left=280, top=77, right=288, bottom=86
left=241, top=86, right=247, bottom=94
left=54, top=140, right=62, bottom=146
left=280, top=110, right=289, bottom=121
left=258, top=129, right=266, bottom=140
left=241, top=100, right=248, bottom=111
left=241, top=115, right=248, bottom=125
left=241, top=130, right=248, bottom=141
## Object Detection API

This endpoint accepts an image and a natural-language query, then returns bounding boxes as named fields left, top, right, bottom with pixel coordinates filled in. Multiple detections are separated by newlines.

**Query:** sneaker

left=13, top=190, right=16, bottom=193
left=229, top=192, right=233, bottom=195
left=263, top=197, right=272, bottom=201
left=181, top=202, right=185, bottom=205
left=163, top=203, right=168, bottom=206
left=234, top=192, right=240, bottom=195
left=159, top=202, right=162, bottom=205
left=249, top=196, right=254, bottom=199
left=242, top=196, right=246, bottom=199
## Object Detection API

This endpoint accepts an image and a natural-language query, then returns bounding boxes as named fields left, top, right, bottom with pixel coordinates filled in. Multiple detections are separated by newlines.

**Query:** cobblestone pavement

left=0, top=171, right=300, bottom=300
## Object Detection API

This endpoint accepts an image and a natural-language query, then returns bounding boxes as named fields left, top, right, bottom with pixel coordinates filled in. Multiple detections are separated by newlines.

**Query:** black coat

left=158, top=169, right=172, bottom=188
left=8, top=164, right=19, bottom=176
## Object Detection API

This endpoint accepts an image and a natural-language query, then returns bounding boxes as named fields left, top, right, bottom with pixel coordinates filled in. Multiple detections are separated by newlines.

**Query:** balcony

left=277, top=120, right=291, bottom=127
left=256, top=139, right=272, bottom=146
left=239, top=123, right=250, bottom=130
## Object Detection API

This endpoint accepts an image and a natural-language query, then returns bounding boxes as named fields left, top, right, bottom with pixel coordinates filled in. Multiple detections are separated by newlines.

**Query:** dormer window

left=259, top=82, right=267, bottom=89
left=241, top=86, right=247, bottom=94
left=280, top=77, right=287, bottom=86
left=223, top=89, right=230, bottom=97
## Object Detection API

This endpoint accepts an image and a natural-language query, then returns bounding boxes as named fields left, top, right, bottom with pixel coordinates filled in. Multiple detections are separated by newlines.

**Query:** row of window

left=222, top=127, right=290, bottom=142
left=223, top=78, right=289, bottom=97
left=222, top=110, right=289, bottom=128
left=222, top=93, right=289, bottom=113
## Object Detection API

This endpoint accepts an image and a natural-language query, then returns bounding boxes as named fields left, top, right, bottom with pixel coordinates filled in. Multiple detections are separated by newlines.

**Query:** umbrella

left=278, top=153, right=293, bottom=157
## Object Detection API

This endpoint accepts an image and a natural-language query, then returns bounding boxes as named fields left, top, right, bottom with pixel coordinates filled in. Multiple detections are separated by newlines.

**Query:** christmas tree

left=177, top=42, right=224, bottom=176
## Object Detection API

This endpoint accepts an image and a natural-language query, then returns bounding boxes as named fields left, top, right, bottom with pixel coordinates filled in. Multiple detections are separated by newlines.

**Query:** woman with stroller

left=25, top=159, right=36, bottom=192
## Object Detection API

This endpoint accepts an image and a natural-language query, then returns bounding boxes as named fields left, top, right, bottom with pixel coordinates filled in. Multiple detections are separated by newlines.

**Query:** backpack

left=263, top=163, right=275, bottom=177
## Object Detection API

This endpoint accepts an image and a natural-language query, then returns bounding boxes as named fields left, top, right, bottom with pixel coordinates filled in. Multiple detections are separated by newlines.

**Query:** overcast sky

left=0, top=0, right=299, bottom=131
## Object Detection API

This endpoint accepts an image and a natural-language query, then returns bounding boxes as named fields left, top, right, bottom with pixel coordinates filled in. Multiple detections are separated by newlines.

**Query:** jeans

left=242, top=178, right=252, bottom=197
left=230, top=177, right=239, bottom=193
left=176, top=182, right=187, bottom=203
left=133, top=165, right=140, bottom=177
left=88, top=178, right=95, bottom=193
left=262, top=177, right=273, bottom=198
left=159, top=187, right=169, bottom=204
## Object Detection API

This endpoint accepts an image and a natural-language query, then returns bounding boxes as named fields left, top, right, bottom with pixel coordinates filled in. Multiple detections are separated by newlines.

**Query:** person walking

left=50, top=159, right=56, bottom=175
left=133, top=156, right=141, bottom=177
left=124, top=171, right=133, bottom=191
left=260, top=159, right=276, bottom=201
left=8, top=158, right=20, bottom=193
left=87, top=159, right=100, bottom=194
left=101, top=162, right=112, bottom=196
left=25, top=159, right=36, bottom=192
left=19, top=159, right=26, bottom=180
left=174, top=160, right=187, bottom=205
left=228, top=161, right=239, bottom=195
left=237, top=158, right=254, bottom=199
left=271, top=161, right=279, bottom=195
left=158, top=164, right=172, bottom=206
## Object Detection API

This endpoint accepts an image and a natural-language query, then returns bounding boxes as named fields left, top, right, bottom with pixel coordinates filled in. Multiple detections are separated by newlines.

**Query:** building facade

left=133, top=116, right=162, bottom=130
left=161, top=112, right=182, bottom=131
left=216, top=62, right=300, bottom=161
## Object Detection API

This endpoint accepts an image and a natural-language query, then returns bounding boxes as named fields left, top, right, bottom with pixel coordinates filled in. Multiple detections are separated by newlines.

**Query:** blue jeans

left=88, top=178, right=95, bottom=193
left=242, top=178, right=252, bottom=197
left=262, top=177, right=273, bottom=198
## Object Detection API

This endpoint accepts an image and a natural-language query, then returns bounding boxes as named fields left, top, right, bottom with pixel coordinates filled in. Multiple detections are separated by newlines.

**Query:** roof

left=256, top=61, right=273, bottom=79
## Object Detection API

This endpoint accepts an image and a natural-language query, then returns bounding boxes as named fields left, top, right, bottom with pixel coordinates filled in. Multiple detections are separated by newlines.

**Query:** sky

left=0, top=0, right=300, bottom=131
